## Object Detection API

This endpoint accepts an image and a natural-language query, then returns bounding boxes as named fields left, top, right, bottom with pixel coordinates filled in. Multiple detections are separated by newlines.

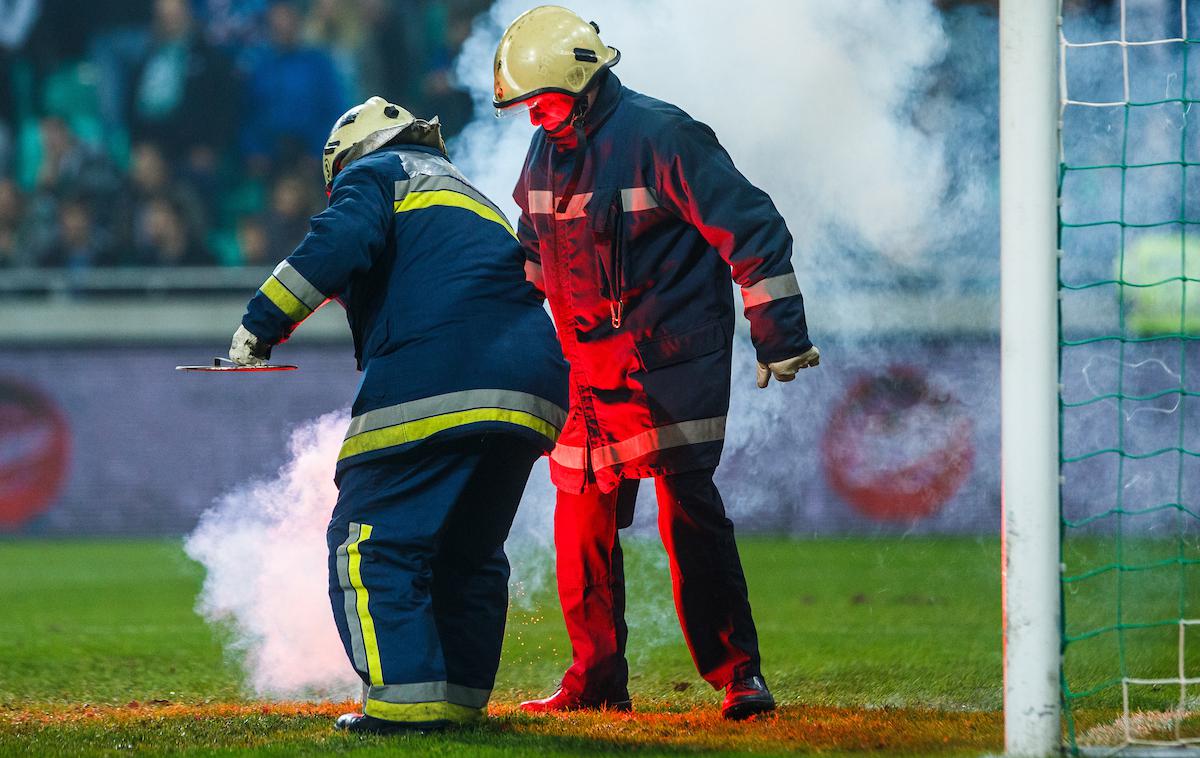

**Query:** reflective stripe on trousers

left=334, top=522, right=382, bottom=683
left=364, top=681, right=489, bottom=723
left=334, top=524, right=493, bottom=723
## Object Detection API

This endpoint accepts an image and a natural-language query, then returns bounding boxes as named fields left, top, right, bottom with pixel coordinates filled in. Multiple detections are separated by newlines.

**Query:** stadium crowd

left=0, top=0, right=488, bottom=270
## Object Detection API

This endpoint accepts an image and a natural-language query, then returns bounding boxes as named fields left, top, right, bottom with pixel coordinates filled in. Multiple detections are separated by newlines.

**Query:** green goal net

left=1059, top=0, right=1200, bottom=753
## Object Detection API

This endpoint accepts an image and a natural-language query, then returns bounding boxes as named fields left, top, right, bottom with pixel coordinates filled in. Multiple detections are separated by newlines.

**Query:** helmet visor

left=494, top=100, right=533, bottom=120
left=497, top=92, right=580, bottom=134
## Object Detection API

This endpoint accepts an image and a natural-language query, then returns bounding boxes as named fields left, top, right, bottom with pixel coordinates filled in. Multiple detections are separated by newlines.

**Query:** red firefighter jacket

left=514, top=73, right=812, bottom=494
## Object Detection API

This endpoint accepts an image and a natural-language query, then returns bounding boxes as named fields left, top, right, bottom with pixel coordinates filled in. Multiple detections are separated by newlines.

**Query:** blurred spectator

left=262, top=172, right=319, bottom=262
left=0, top=0, right=39, bottom=51
left=417, top=1, right=478, bottom=135
left=239, top=0, right=347, bottom=176
left=0, top=0, right=40, bottom=140
left=304, top=0, right=378, bottom=102
left=3, top=0, right=492, bottom=269
left=21, top=0, right=90, bottom=77
left=39, top=198, right=114, bottom=269
left=0, top=178, right=30, bottom=267
left=194, top=0, right=268, bottom=53
left=0, top=122, right=11, bottom=181
left=34, top=115, right=120, bottom=200
left=116, top=141, right=209, bottom=263
left=25, top=116, right=121, bottom=267
left=236, top=214, right=269, bottom=265
left=133, top=196, right=211, bottom=266
left=356, top=1, right=419, bottom=106
left=89, top=3, right=155, bottom=160
left=128, top=0, right=236, bottom=190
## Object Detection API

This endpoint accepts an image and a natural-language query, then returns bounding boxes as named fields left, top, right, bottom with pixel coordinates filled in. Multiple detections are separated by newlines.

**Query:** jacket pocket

left=635, top=320, right=726, bottom=372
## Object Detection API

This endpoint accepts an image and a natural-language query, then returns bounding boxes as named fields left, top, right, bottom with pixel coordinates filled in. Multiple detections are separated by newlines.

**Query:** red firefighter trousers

left=554, top=467, right=762, bottom=698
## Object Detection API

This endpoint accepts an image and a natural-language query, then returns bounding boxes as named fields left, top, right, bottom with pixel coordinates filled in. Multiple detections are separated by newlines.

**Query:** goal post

left=1000, top=0, right=1062, bottom=756
left=1010, top=0, right=1200, bottom=752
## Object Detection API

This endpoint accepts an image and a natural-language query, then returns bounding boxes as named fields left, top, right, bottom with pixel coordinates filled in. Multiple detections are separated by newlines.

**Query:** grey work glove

left=229, top=324, right=271, bottom=366
left=756, top=345, right=820, bottom=388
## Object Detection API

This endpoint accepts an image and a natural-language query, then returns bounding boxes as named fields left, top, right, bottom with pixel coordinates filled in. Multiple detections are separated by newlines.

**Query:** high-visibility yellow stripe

left=345, top=389, right=566, bottom=438
left=260, top=275, right=312, bottom=323
left=394, top=190, right=515, bottom=237
left=368, top=682, right=491, bottom=708
left=347, top=524, right=383, bottom=686
left=364, top=698, right=483, bottom=723
left=339, top=408, right=558, bottom=462
left=272, top=260, right=327, bottom=311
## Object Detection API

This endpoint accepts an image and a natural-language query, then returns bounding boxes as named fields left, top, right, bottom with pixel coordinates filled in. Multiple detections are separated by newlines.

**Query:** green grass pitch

left=0, top=536, right=1011, bottom=756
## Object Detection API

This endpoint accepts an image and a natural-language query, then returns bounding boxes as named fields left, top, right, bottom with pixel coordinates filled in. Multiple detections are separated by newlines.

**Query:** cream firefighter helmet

left=493, top=5, right=620, bottom=110
left=322, top=96, right=445, bottom=191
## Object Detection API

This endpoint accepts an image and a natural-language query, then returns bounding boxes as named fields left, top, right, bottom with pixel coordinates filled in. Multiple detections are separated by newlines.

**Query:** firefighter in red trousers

left=494, top=6, right=820, bottom=720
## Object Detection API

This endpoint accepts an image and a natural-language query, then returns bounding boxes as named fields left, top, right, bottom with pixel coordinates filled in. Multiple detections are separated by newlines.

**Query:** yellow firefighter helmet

left=322, top=96, right=445, bottom=191
left=493, top=5, right=620, bottom=110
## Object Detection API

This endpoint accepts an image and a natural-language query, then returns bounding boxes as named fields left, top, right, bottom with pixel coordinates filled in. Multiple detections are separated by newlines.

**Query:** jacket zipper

left=597, top=189, right=625, bottom=329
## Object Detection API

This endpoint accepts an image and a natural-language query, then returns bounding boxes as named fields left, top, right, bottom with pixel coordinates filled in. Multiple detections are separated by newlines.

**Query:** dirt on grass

left=0, top=700, right=1004, bottom=755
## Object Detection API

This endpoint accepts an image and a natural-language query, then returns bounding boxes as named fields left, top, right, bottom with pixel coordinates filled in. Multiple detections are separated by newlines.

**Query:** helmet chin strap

left=554, top=98, right=591, bottom=215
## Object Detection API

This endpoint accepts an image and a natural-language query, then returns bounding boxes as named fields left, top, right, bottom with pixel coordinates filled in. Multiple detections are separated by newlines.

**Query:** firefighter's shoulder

left=334, top=148, right=403, bottom=183
left=327, top=150, right=403, bottom=206
left=619, top=87, right=719, bottom=148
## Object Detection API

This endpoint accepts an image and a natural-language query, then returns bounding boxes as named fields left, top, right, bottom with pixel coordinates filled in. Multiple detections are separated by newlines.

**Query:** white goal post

left=1000, top=0, right=1062, bottom=756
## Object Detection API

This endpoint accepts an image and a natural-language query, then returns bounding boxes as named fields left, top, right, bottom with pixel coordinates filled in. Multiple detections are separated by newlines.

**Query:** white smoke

left=452, top=0, right=966, bottom=281
left=186, top=0, right=981, bottom=698
left=182, top=406, right=616, bottom=698
left=184, top=411, right=360, bottom=699
left=181, top=402, right=573, bottom=697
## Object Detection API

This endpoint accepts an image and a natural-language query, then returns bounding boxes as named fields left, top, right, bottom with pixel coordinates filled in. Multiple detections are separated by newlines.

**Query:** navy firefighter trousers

left=555, top=466, right=762, bottom=700
left=326, top=433, right=541, bottom=726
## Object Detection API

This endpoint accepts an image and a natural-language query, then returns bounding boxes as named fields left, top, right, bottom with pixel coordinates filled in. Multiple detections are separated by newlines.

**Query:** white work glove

left=756, top=345, right=820, bottom=388
left=229, top=324, right=271, bottom=366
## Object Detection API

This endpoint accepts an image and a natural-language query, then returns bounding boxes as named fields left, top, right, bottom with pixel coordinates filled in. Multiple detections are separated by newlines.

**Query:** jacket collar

left=582, top=71, right=622, bottom=137
left=545, top=72, right=623, bottom=150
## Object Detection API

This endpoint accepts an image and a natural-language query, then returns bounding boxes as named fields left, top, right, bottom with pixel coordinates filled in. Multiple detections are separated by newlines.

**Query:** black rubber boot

left=334, top=712, right=450, bottom=734
left=720, top=676, right=776, bottom=721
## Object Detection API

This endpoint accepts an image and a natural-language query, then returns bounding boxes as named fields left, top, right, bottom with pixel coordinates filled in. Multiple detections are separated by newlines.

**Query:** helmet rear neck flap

left=323, top=97, right=446, bottom=193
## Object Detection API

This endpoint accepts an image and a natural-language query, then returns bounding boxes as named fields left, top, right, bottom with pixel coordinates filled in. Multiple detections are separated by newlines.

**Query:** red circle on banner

left=822, top=366, right=974, bottom=521
left=0, top=378, right=71, bottom=529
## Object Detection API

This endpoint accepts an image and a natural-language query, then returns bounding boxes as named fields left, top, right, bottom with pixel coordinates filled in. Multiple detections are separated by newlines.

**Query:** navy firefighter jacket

left=242, top=145, right=569, bottom=476
left=514, top=73, right=812, bottom=494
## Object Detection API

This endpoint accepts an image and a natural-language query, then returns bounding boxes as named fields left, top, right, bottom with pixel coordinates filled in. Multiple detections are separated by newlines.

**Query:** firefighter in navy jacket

left=229, top=97, right=569, bottom=733
left=494, top=7, right=819, bottom=720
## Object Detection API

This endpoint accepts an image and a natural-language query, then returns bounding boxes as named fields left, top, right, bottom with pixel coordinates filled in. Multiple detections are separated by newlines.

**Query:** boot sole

left=336, top=717, right=453, bottom=734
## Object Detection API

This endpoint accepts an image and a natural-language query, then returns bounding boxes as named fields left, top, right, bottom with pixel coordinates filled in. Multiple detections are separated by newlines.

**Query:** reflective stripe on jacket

left=514, top=74, right=812, bottom=494
left=242, top=145, right=569, bottom=473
